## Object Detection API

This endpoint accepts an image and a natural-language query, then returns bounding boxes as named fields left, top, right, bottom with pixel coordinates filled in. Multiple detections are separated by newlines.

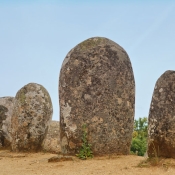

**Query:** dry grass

left=138, top=157, right=175, bottom=170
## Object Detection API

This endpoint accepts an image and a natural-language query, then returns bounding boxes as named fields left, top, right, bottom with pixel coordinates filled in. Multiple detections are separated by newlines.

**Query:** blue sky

left=0, top=1, right=175, bottom=121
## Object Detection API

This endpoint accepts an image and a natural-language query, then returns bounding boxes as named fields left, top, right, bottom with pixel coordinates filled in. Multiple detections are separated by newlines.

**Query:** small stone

left=48, top=155, right=73, bottom=162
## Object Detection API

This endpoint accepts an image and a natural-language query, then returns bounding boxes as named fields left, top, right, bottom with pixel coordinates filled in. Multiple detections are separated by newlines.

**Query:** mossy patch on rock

left=16, top=89, right=26, bottom=105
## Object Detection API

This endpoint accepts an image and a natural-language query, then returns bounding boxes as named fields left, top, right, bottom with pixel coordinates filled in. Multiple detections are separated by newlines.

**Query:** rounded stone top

left=155, top=70, right=175, bottom=84
left=62, top=37, right=130, bottom=68
left=152, top=70, right=175, bottom=97
left=15, top=83, right=52, bottom=107
left=0, top=96, right=14, bottom=102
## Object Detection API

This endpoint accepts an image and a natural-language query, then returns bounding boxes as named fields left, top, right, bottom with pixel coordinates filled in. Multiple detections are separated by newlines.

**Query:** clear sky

left=0, top=1, right=175, bottom=121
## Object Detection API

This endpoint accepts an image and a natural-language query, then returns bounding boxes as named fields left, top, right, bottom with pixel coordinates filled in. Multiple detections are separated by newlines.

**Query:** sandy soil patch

left=0, top=150, right=175, bottom=175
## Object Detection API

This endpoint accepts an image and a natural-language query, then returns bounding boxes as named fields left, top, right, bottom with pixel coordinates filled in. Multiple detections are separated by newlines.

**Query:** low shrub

left=76, top=124, right=93, bottom=160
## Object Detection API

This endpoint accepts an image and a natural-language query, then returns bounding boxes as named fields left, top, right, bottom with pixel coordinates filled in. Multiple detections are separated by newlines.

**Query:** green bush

left=130, top=117, right=148, bottom=156
left=76, top=124, right=93, bottom=160
left=131, top=137, right=147, bottom=156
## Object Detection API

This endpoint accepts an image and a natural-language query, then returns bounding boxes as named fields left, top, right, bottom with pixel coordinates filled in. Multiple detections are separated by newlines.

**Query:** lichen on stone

left=148, top=70, right=175, bottom=158
left=42, top=121, right=61, bottom=153
left=59, top=37, right=135, bottom=155
left=0, top=97, right=15, bottom=148
left=11, top=83, right=53, bottom=152
left=16, top=88, right=26, bottom=105
left=78, top=37, right=107, bottom=51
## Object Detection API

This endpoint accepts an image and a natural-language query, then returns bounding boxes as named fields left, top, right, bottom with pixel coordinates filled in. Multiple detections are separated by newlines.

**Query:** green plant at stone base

left=130, top=117, right=148, bottom=156
left=76, top=124, right=93, bottom=160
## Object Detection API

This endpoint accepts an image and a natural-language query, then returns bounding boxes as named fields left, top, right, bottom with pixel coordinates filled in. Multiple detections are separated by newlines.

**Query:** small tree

left=131, top=117, right=148, bottom=156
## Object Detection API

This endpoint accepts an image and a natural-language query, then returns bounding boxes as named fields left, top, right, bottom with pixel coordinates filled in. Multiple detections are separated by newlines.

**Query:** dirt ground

left=1, top=150, right=175, bottom=175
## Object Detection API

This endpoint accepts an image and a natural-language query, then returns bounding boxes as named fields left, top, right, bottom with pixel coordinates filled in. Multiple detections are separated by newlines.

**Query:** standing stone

left=11, top=83, right=53, bottom=152
left=42, top=121, right=61, bottom=153
left=0, top=97, right=14, bottom=148
left=59, top=37, right=135, bottom=155
left=148, top=70, right=175, bottom=158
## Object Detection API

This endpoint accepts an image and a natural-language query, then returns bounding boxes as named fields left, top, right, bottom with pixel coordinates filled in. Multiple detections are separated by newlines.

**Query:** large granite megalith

left=0, top=97, right=14, bottom=148
left=148, top=70, right=175, bottom=158
left=11, top=83, right=53, bottom=152
left=59, top=37, right=135, bottom=155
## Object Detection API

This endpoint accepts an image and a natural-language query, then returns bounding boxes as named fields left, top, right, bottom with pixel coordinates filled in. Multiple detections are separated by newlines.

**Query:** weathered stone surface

left=11, top=83, right=53, bottom=152
left=42, top=121, right=61, bottom=153
left=59, top=37, right=135, bottom=155
left=0, top=97, right=14, bottom=148
left=148, top=70, right=175, bottom=158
